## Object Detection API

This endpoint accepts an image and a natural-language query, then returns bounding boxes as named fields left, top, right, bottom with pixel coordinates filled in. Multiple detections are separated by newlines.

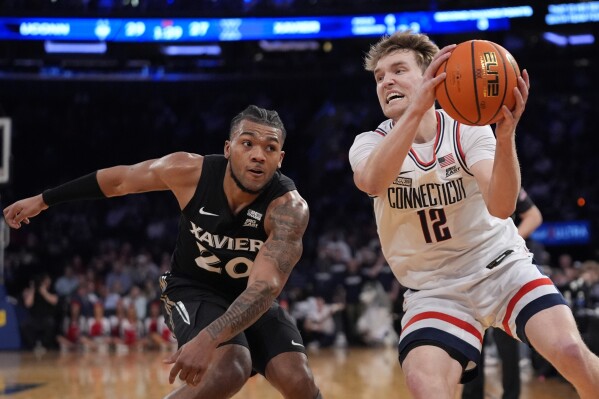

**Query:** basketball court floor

left=0, top=347, right=578, bottom=398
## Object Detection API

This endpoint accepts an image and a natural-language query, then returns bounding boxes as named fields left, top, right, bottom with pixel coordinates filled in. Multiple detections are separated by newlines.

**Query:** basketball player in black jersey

left=3, top=105, right=323, bottom=399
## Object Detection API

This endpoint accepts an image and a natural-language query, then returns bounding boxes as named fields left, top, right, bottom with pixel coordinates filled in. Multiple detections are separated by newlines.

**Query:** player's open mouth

left=249, top=168, right=264, bottom=176
left=386, top=92, right=404, bottom=104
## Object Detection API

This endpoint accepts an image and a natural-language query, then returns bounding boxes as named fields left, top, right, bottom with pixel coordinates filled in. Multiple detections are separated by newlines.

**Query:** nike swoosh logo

left=199, top=207, right=219, bottom=217
left=291, top=340, right=304, bottom=348
left=399, top=170, right=414, bottom=175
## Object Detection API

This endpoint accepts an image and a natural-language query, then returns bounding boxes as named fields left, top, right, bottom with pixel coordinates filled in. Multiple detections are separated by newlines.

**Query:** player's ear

left=224, top=140, right=231, bottom=159
left=278, top=151, right=285, bottom=169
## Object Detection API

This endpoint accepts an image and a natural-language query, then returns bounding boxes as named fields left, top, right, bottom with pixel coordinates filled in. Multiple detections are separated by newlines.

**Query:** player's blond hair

left=364, top=30, right=440, bottom=73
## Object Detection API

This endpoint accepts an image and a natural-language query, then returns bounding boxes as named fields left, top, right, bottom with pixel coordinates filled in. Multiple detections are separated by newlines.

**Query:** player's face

left=224, top=119, right=285, bottom=195
left=373, top=49, right=424, bottom=120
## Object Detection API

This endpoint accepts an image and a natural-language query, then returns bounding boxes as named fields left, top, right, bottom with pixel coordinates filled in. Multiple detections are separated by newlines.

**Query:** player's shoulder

left=162, top=151, right=203, bottom=165
left=286, top=189, right=308, bottom=209
left=352, top=122, right=389, bottom=148
left=372, top=119, right=393, bottom=137
left=354, top=119, right=392, bottom=139
left=267, top=190, right=309, bottom=226
left=155, top=152, right=203, bottom=173
left=151, top=152, right=204, bottom=185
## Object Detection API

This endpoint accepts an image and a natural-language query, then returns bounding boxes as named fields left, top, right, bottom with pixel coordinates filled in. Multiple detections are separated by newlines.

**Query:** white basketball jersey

left=349, top=110, right=529, bottom=290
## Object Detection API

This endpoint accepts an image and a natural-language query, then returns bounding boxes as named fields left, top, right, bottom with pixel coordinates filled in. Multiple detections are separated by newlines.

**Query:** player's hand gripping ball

left=435, top=40, right=521, bottom=126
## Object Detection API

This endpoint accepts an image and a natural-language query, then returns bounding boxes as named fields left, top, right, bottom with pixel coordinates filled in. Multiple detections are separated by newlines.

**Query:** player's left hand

left=163, top=330, right=217, bottom=386
left=495, top=69, right=530, bottom=140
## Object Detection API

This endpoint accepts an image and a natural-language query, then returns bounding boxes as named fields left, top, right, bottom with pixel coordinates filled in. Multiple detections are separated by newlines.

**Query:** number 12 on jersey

left=417, top=208, right=452, bottom=243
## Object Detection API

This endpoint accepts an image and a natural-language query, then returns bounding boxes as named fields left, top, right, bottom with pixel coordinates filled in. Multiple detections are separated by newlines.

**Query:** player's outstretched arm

left=3, top=152, right=200, bottom=229
left=165, top=191, right=309, bottom=386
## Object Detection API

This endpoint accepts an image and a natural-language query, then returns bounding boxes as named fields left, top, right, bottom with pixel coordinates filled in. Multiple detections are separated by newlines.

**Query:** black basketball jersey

left=513, top=187, right=535, bottom=225
left=169, top=154, right=296, bottom=303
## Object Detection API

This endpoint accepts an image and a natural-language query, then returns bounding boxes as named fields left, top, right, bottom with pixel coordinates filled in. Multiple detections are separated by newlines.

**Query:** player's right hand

left=164, top=329, right=218, bottom=387
left=3, top=194, right=48, bottom=229
left=410, top=44, right=456, bottom=115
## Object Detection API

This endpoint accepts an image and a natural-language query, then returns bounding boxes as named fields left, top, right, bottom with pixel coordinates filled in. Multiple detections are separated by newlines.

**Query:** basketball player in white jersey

left=348, top=30, right=599, bottom=399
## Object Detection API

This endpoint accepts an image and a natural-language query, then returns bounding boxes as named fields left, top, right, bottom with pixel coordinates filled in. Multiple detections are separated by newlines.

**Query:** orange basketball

left=435, top=40, right=521, bottom=126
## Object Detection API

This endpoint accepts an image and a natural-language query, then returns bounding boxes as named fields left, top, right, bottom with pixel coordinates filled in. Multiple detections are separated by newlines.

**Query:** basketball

left=435, top=40, right=521, bottom=126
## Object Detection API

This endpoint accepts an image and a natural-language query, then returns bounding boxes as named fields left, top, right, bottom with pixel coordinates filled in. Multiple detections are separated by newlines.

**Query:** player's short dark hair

left=229, top=105, right=287, bottom=143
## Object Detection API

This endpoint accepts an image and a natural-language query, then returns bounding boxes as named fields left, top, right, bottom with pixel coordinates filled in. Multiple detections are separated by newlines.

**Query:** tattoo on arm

left=206, top=280, right=272, bottom=340
left=263, top=199, right=308, bottom=274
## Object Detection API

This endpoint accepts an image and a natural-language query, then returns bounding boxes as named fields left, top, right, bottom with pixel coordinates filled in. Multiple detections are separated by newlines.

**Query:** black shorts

left=160, top=278, right=306, bottom=376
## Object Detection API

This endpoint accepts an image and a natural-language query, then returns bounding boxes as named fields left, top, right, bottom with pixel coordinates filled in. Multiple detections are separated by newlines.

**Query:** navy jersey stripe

left=514, top=293, right=567, bottom=345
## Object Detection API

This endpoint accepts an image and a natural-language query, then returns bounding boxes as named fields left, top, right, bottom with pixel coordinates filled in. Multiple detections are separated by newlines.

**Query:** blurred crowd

left=7, top=218, right=599, bottom=369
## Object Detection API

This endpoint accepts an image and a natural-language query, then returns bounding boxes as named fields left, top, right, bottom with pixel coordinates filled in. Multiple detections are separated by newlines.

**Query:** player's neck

left=223, top=176, right=259, bottom=216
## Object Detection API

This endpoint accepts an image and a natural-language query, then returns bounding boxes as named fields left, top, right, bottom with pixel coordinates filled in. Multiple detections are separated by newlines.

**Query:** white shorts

left=398, top=254, right=566, bottom=381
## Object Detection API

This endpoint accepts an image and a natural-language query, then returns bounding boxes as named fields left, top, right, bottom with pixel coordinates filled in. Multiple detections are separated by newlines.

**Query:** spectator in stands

left=54, top=264, right=79, bottom=299
left=123, top=284, right=148, bottom=320
left=144, top=300, right=177, bottom=352
left=56, top=299, right=86, bottom=353
left=83, top=301, right=111, bottom=352
left=302, top=296, right=345, bottom=350
left=21, top=273, right=59, bottom=351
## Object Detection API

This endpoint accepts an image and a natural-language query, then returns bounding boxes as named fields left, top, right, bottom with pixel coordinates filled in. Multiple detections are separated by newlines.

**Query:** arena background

left=0, top=0, right=597, bottom=349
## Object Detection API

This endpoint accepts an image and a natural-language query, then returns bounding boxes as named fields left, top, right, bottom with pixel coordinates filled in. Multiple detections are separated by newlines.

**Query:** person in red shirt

left=56, top=300, right=85, bottom=352
left=82, top=301, right=111, bottom=353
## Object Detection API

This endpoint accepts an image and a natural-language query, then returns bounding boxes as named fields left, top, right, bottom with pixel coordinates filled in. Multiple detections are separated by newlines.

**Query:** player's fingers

left=512, top=86, right=526, bottom=117
left=517, top=76, right=529, bottom=99
left=23, top=218, right=30, bottom=225
left=186, top=370, right=198, bottom=386
left=14, top=209, right=24, bottom=220
left=13, top=217, right=24, bottom=229
left=4, top=208, right=15, bottom=220
left=178, top=364, right=192, bottom=382
left=437, top=43, right=457, bottom=56
left=522, top=69, right=530, bottom=89
left=190, top=371, right=202, bottom=387
left=3, top=211, right=13, bottom=225
left=435, top=47, right=454, bottom=60
left=496, top=106, right=513, bottom=126
left=427, top=51, right=452, bottom=78
left=169, top=363, right=183, bottom=384
left=430, top=72, right=446, bottom=86
left=189, top=369, right=205, bottom=387
left=163, top=348, right=180, bottom=364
